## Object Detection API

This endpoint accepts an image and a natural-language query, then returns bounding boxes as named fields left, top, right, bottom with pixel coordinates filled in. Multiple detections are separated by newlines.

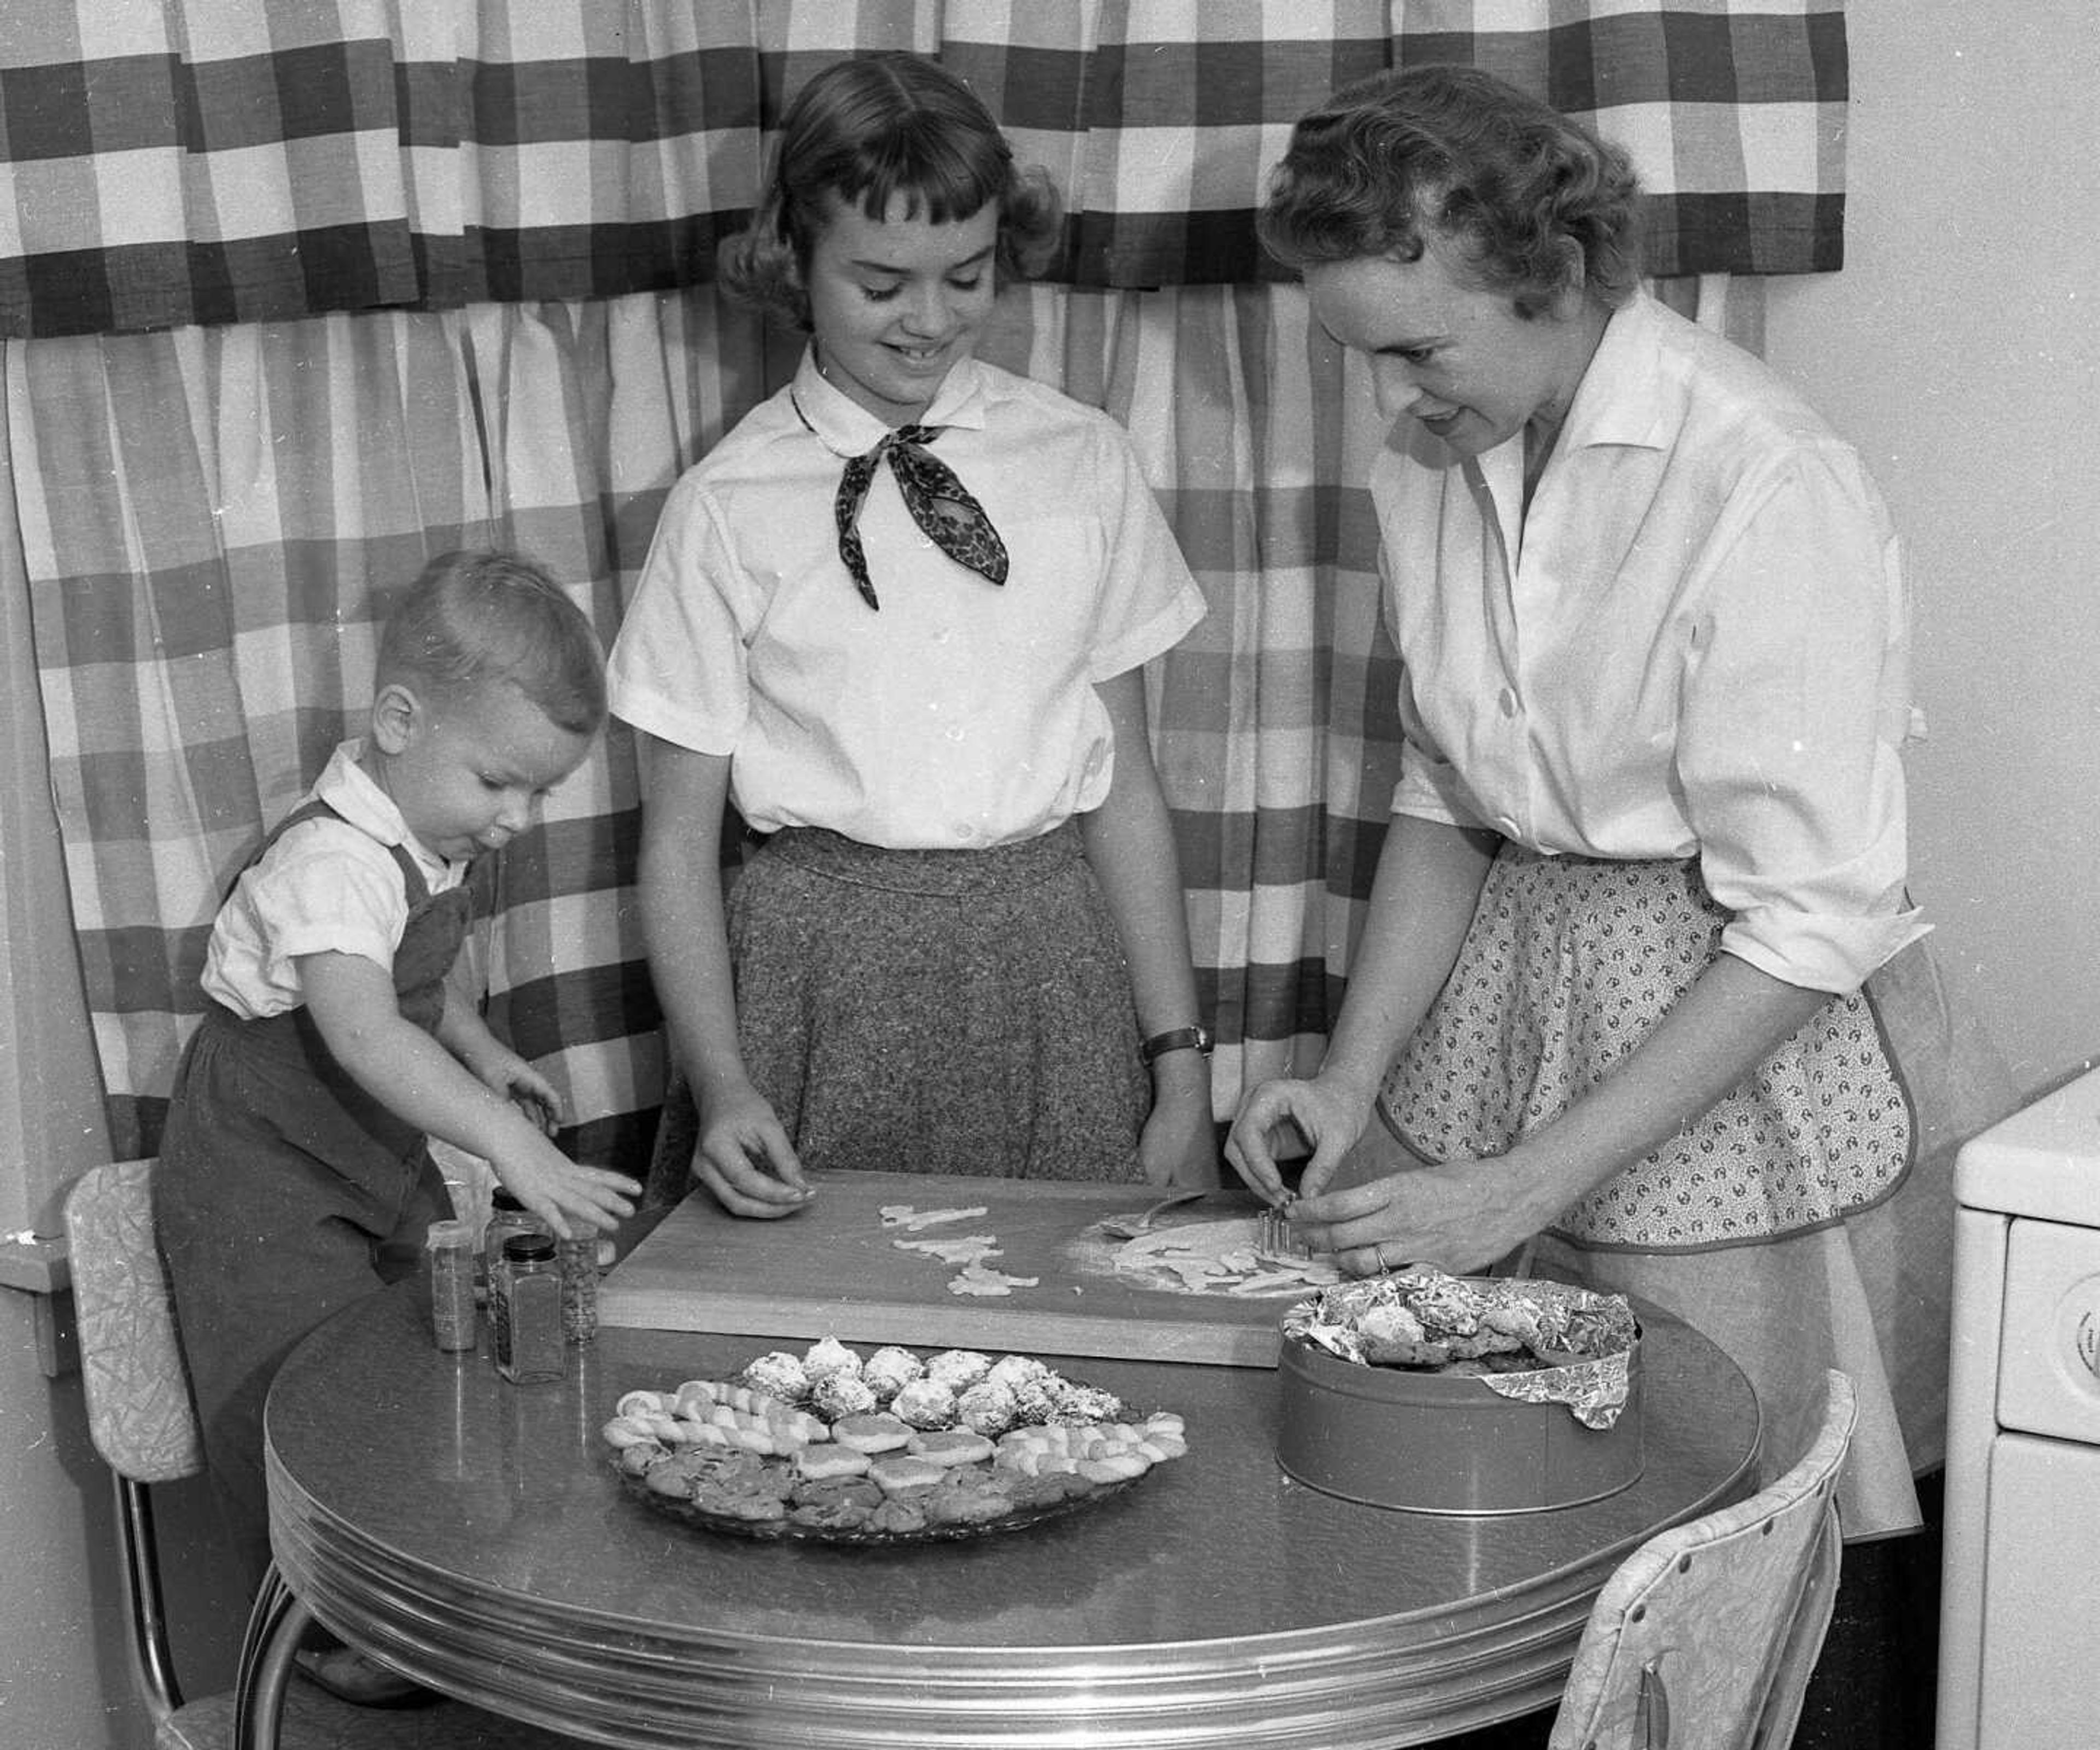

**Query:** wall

left=0, top=1298, right=133, bottom=1750
left=1763, top=0, right=2100, bottom=1097
left=1, top=1290, right=247, bottom=1750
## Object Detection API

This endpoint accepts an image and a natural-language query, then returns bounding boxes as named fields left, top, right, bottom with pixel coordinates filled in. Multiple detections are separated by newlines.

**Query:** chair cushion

left=65, top=1160, right=203, bottom=1483
left=1549, top=1370, right=1858, bottom=1750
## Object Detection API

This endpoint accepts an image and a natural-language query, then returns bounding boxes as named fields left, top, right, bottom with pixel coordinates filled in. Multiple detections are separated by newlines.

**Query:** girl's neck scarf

left=796, top=392, right=1008, bottom=611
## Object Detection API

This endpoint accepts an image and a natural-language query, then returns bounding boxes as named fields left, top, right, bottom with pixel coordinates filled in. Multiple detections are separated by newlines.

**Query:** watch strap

left=1139, top=1025, right=1214, bottom=1065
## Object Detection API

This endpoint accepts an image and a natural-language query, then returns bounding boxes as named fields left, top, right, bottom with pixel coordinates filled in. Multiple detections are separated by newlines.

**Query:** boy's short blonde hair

left=377, top=550, right=605, bottom=736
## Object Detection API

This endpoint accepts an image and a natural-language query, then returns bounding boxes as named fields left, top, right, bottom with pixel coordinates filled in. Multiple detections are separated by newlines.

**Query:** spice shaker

left=482, top=1189, right=549, bottom=1303
left=557, top=1232, right=599, bottom=1345
left=424, top=1218, right=478, bottom=1352
left=492, top=1233, right=565, bottom=1384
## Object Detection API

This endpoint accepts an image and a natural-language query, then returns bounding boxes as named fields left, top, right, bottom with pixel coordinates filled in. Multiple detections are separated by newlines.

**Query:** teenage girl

left=607, top=52, right=1216, bottom=1213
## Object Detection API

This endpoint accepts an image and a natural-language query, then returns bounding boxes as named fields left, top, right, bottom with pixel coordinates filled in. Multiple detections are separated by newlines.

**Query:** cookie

left=645, top=1463, right=696, bottom=1499
left=889, top=1378, right=956, bottom=1430
left=795, top=1444, right=872, bottom=1481
left=694, top=1483, right=788, bottom=1522
left=909, top=1428, right=996, bottom=1468
left=789, top=1494, right=878, bottom=1532
left=922, top=1477, right=1014, bottom=1526
left=923, top=1349, right=993, bottom=1392
left=789, top=1475, right=883, bottom=1513
left=1005, top=1467, right=1093, bottom=1509
left=869, top=1497, right=928, bottom=1535
left=868, top=1454, right=949, bottom=1495
left=832, top=1411, right=914, bottom=1454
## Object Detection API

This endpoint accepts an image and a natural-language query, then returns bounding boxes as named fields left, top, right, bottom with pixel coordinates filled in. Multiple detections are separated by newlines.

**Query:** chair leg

left=232, top=1564, right=310, bottom=1750
left=116, top=1472, right=184, bottom=1724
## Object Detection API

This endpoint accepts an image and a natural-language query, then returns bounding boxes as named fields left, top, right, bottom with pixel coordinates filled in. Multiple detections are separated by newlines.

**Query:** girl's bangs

left=842, top=129, right=1005, bottom=227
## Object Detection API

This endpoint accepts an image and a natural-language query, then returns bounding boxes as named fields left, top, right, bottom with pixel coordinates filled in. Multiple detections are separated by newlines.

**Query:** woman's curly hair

left=1258, top=64, right=1644, bottom=318
left=719, top=51, right=1063, bottom=331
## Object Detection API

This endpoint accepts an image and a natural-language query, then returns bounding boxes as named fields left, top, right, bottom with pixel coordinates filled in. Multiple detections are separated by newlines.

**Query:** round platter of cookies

left=602, top=1338, right=1189, bottom=1545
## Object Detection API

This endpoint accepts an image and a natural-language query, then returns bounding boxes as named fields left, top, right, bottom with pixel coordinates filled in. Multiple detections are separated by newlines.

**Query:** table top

left=264, top=1280, right=1759, bottom=1748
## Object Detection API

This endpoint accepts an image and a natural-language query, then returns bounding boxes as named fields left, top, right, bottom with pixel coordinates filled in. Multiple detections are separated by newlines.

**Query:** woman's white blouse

left=1373, top=293, right=1927, bottom=994
left=608, top=352, right=1204, bottom=851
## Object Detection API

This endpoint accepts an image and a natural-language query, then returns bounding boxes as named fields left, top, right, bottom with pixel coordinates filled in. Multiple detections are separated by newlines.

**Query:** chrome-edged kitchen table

left=237, top=1281, right=1759, bottom=1749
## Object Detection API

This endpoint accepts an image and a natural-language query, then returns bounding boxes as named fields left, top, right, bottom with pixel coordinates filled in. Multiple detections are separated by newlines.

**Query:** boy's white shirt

left=200, top=739, right=469, bottom=1019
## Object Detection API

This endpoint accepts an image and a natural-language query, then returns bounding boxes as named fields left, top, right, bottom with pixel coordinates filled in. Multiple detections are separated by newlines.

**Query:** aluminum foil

left=1281, top=1270, right=1637, bottom=1430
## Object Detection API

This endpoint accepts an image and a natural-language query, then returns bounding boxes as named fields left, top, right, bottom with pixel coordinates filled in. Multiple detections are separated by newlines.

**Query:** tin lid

left=503, top=1233, right=558, bottom=1263
left=424, top=1218, right=474, bottom=1248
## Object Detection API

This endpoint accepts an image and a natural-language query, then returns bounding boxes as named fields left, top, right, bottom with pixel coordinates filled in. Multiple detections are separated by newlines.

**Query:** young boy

left=154, top=550, right=639, bottom=1704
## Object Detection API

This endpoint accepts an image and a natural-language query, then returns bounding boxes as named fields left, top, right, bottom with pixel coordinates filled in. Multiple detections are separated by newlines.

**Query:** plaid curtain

left=0, top=1, right=1846, bottom=339
left=8, top=271, right=1746, bottom=1168
left=1, top=2, right=1841, bottom=1171
left=7, top=293, right=779, bottom=1163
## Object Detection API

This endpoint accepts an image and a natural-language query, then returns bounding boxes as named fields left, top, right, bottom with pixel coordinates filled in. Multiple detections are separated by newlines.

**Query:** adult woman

left=1226, top=63, right=2011, bottom=1560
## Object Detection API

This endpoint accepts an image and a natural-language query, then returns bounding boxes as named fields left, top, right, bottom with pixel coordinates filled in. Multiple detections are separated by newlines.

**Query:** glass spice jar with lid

left=557, top=1233, right=599, bottom=1345
left=424, top=1218, right=479, bottom=1352
left=492, top=1233, right=565, bottom=1384
left=482, top=1188, right=550, bottom=1304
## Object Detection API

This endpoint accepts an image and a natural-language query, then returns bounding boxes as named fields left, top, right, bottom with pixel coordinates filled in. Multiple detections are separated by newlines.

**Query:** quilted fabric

left=64, top=1160, right=205, bottom=1484
left=1549, top=1370, right=1858, bottom=1750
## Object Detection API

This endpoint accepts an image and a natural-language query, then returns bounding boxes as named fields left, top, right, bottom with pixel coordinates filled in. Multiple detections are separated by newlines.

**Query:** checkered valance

left=0, top=0, right=1847, bottom=340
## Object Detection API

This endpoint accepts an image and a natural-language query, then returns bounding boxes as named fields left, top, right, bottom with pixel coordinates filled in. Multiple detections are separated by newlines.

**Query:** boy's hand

left=459, top=1041, right=564, bottom=1136
left=500, top=1063, right=564, bottom=1136
left=491, top=1124, right=640, bottom=1241
left=299, top=952, right=634, bottom=1236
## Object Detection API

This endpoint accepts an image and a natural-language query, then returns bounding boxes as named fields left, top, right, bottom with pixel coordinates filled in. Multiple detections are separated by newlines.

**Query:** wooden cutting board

left=598, top=1172, right=1312, bottom=1368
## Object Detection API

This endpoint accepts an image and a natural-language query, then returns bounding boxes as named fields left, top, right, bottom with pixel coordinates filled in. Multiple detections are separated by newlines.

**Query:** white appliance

left=1939, top=1066, right=2100, bottom=1749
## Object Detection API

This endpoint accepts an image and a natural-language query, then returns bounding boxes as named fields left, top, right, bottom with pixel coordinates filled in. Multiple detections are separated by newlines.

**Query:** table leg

left=232, top=1562, right=310, bottom=1750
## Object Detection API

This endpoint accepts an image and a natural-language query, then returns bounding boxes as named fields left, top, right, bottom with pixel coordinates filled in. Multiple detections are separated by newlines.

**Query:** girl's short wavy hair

left=1258, top=64, right=1644, bottom=319
left=718, top=51, right=1063, bottom=331
left=377, top=550, right=605, bottom=737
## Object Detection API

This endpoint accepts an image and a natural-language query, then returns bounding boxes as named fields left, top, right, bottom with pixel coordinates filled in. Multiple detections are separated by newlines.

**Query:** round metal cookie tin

left=1276, top=1328, right=1646, bottom=1515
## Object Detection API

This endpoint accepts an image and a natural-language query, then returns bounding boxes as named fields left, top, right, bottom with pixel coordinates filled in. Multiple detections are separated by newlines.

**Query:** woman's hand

left=691, top=1081, right=814, bottom=1220
left=1288, top=1148, right=1556, bottom=1278
left=1223, top=1070, right=1376, bottom=1203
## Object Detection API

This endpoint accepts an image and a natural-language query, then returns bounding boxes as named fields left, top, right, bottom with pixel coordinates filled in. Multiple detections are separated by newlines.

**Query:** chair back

left=65, top=1159, right=205, bottom=1485
left=1548, top=1368, right=1858, bottom=1750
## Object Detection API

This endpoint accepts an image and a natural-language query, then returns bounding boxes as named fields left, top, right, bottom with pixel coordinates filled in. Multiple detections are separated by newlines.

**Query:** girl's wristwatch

left=1139, top=1024, right=1214, bottom=1065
